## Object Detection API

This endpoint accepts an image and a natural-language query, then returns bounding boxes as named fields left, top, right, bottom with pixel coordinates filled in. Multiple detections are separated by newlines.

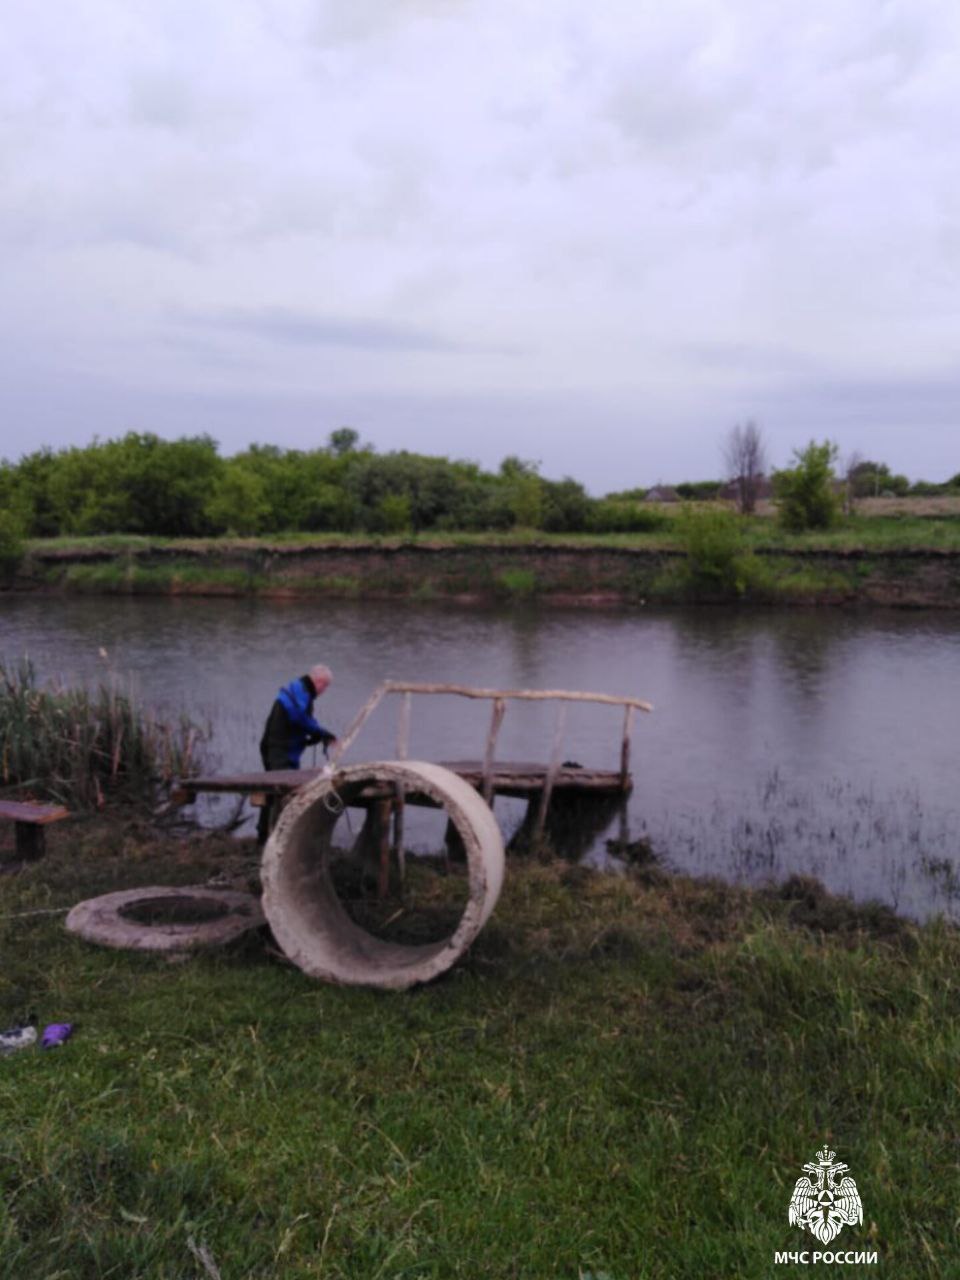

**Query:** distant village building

left=644, top=485, right=679, bottom=503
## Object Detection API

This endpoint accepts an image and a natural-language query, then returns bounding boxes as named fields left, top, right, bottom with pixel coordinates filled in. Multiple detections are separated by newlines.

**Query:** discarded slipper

left=40, top=1023, right=73, bottom=1049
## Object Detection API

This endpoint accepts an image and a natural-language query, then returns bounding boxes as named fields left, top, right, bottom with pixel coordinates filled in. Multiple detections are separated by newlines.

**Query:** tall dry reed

left=0, top=657, right=207, bottom=808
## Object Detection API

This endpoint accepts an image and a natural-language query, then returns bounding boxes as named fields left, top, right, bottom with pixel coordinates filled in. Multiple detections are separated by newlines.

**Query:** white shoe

left=0, top=1025, right=37, bottom=1055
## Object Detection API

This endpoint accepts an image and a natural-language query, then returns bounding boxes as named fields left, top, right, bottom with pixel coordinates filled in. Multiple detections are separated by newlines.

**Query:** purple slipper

left=40, top=1023, right=73, bottom=1049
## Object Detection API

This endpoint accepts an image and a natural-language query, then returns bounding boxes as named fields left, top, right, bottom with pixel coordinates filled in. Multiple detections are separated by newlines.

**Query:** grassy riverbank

left=2, top=818, right=958, bottom=1277
left=11, top=508, right=960, bottom=607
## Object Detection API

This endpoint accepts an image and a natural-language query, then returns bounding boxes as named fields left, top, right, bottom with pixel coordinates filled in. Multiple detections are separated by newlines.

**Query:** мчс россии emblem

left=788, top=1147, right=863, bottom=1245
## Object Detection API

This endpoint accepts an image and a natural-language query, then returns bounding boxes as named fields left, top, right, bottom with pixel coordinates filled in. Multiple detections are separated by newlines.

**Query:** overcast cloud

left=2, top=0, right=958, bottom=490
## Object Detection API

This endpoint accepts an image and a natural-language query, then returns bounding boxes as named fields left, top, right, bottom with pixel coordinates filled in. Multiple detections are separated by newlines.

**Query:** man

left=257, top=664, right=336, bottom=842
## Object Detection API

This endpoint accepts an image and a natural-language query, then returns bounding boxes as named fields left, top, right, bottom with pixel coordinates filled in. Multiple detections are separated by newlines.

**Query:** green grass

left=29, top=534, right=173, bottom=552
left=56, top=563, right=269, bottom=594
left=59, top=562, right=128, bottom=590
left=742, top=515, right=960, bottom=552
left=1, top=820, right=957, bottom=1277
left=494, top=568, right=538, bottom=598
left=26, top=509, right=960, bottom=557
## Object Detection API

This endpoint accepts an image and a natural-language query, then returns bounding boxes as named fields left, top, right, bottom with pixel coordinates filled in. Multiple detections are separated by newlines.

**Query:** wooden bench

left=0, top=800, right=70, bottom=862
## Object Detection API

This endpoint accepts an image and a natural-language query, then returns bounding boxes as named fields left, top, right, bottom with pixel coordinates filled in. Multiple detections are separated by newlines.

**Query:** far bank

left=9, top=534, right=960, bottom=607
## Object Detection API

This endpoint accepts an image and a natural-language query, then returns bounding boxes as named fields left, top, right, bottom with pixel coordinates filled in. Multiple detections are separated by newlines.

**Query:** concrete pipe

left=261, top=761, right=505, bottom=989
left=65, top=886, right=264, bottom=952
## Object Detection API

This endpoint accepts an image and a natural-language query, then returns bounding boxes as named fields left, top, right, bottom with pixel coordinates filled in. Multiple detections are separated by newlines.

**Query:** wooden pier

left=173, top=681, right=652, bottom=862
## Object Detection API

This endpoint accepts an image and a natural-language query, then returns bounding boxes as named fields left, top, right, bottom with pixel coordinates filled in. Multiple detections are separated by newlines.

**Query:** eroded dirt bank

left=12, top=539, right=960, bottom=607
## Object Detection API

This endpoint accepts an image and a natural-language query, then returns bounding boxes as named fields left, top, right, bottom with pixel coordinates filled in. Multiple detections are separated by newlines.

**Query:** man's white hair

left=310, top=663, right=332, bottom=689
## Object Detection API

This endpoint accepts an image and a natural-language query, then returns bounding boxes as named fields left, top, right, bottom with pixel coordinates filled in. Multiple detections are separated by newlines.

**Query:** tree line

left=0, top=429, right=664, bottom=540
left=1, top=426, right=957, bottom=545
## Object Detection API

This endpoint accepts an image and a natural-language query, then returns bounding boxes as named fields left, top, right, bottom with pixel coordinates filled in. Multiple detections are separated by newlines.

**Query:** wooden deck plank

left=0, top=800, right=71, bottom=825
left=180, top=769, right=323, bottom=794
left=176, top=760, right=630, bottom=805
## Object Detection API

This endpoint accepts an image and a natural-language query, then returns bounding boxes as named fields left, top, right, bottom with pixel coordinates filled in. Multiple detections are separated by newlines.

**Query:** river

left=3, top=595, right=959, bottom=921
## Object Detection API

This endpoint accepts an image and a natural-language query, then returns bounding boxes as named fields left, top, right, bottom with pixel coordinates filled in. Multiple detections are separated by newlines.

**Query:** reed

left=0, top=657, right=207, bottom=808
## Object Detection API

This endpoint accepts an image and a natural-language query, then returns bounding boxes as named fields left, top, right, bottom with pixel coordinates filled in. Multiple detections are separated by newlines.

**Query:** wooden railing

left=331, top=681, right=653, bottom=844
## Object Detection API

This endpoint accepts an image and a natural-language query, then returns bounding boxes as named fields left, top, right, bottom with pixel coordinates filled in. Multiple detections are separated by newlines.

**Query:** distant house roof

left=644, top=485, right=679, bottom=502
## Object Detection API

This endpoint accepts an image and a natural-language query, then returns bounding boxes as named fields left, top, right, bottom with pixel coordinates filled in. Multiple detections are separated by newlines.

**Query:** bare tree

left=843, top=450, right=864, bottom=516
left=723, top=420, right=767, bottom=514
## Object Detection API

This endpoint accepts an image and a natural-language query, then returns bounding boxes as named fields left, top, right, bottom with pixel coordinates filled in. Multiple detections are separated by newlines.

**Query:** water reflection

left=2, top=595, right=959, bottom=920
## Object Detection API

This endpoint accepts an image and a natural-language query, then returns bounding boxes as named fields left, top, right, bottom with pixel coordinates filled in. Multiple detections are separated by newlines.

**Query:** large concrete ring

left=261, top=761, right=505, bottom=989
left=65, top=886, right=264, bottom=952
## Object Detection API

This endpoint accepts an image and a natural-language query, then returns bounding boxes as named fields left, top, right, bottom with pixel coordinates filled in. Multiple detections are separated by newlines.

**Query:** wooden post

left=620, top=704, right=635, bottom=789
left=329, top=681, right=388, bottom=765
left=395, top=692, right=412, bottom=760
left=531, top=702, right=567, bottom=845
left=482, top=698, right=506, bottom=804
left=618, top=797, right=629, bottom=848
left=375, top=798, right=393, bottom=900
left=0, top=802, right=70, bottom=864
left=392, top=692, right=411, bottom=881
left=15, top=823, right=45, bottom=862
left=392, top=798, right=406, bottom=884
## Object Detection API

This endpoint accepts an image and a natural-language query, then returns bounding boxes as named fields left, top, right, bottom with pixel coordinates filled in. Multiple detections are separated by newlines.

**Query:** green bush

left=498, top=458, right=543, bottom=530
left=44, top=433, right=223, bottom=536
left=848, top=459, right=909, bottom=499
left=204, top=467, right=271, bottom=535
left=2, top=449, right=59, bottom=536
left=587, top=501, right=669, bottom=533
left=0, top=509, right=25, bottom=580
left=676, top=506, right=754, bottom=596
left=773, top=440, right=839, bottom=531
left=675, top=480, right=723, bottom=500
left=540, top=478, right=590, bottom=532
left=495, top=568, right=538, bottom=597
left=374, top=493, right=412, bottom=534
left=909, top=480, right=949, bottom=498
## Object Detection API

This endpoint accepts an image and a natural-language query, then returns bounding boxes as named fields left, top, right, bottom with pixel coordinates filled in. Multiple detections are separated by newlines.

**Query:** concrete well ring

left=65, top=886, right=264, bottom=952
left=260, top=760, right=505, bottom=989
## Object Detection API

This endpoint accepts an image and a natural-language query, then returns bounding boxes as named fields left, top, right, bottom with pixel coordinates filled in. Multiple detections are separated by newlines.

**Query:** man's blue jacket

left=260, top=675, right=333, bottom=768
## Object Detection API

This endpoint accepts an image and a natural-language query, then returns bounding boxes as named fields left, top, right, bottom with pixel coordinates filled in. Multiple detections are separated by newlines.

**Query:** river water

left=3, top=595, right=959, bottom=920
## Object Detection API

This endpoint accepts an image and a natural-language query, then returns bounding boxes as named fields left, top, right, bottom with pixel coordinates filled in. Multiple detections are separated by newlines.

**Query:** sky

left=2, top=0, right=959, bottom=493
